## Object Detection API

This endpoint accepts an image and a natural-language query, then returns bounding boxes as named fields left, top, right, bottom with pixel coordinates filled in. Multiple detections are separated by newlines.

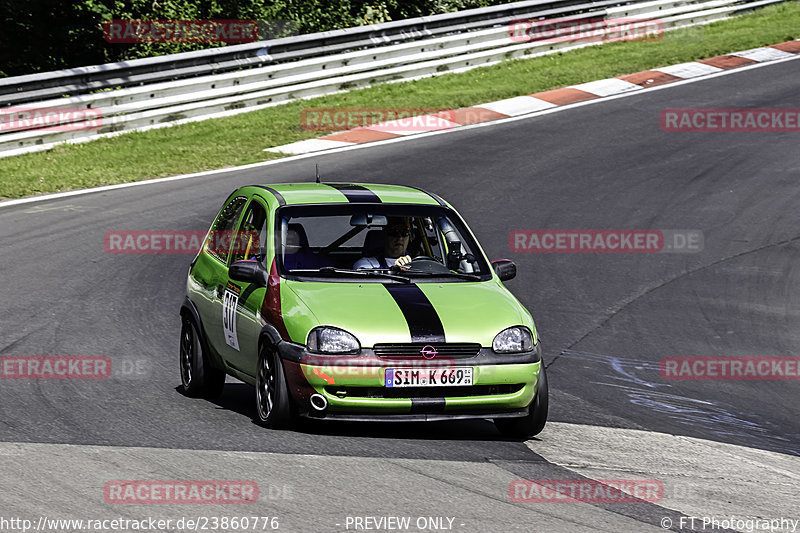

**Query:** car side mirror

left=229, top=260, right=268, bottom=287
left=492, top=259, right=516, bottom=281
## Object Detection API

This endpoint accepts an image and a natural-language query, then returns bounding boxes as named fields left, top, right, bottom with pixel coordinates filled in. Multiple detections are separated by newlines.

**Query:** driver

left=353, top=217, right=413, bottom=270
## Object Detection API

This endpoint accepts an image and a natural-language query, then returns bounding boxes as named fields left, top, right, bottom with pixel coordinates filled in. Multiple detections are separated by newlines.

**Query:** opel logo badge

left=420, top=345, right=438, bottom=359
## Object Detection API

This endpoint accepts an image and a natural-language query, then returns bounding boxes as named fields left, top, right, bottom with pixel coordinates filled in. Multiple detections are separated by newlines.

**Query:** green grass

left=1, top=2, right=798, bottom=199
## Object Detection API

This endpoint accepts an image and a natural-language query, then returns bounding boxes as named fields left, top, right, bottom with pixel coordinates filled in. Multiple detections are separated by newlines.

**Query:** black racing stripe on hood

left=326, top=183, right=382, bottom=203
left=384, top=284, right=446, bottom=343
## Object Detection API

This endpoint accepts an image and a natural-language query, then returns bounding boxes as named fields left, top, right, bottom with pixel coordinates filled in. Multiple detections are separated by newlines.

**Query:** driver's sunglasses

left=386, top=228, right=411, bottom=238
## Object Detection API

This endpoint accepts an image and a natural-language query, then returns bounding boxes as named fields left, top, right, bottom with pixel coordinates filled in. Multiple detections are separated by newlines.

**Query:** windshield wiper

left=396, top=268, right=483, bottom=281
left=288, top=266, right=410, bottom=283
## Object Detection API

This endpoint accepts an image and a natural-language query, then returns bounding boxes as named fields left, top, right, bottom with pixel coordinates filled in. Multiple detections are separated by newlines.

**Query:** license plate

left=385, top=368, right=473, bottom=387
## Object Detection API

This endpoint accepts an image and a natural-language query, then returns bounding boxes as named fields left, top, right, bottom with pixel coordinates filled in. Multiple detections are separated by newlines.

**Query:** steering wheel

left=401, top=255, right=450, bottom=273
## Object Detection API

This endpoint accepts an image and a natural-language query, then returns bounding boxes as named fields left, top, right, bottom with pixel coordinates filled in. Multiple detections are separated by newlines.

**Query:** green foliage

left=0, top=0, right=512, bottom=77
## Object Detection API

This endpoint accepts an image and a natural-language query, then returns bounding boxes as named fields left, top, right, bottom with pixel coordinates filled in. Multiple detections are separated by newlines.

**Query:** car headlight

left=492, top=326, right=534, bottom=353
left=306, top=327, right=361, bottom=354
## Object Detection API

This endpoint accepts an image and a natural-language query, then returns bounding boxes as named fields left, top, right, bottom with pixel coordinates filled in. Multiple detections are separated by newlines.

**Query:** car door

left=218, top=196, right=270, bottom=379
left=191, top=195, right=248, bottom=365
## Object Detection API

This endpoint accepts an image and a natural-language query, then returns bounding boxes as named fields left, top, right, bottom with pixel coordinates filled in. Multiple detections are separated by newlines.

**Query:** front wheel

left=179, top=317, right=225, bottom=399
left=495, top=364, right=548, bottom=439
left=255, top=344, right=294, bottom=429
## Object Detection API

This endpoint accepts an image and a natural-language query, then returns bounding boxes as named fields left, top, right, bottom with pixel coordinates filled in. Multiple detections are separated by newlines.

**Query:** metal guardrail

left=0, top=0, right=786, bottom=157
left=0, top=0, right=603, bottom=105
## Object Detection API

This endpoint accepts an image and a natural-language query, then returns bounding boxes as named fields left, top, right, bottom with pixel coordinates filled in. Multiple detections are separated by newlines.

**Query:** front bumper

left=277, top=342, right=542, bottom=419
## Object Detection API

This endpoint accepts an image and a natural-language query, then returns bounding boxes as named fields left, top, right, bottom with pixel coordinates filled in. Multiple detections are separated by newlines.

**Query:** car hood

left=281, top=279, right=534, bottom=348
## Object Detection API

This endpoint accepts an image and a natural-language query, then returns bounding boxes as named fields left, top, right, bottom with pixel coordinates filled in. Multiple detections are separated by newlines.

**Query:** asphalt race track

left=1, top=58, right=798, bottom=532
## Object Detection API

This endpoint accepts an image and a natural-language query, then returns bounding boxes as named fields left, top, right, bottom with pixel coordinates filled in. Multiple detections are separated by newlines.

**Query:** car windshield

left=275, top=204, right=491, bottom=282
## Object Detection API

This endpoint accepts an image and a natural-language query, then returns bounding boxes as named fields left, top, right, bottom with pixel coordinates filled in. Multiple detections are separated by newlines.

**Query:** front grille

left=325, top=384, right=523, bottom=399
left=373, top=342, right=481, bottom=359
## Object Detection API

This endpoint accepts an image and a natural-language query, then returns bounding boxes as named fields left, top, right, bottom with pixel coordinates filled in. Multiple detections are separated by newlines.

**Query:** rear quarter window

left=206, top=196, right=247, bottom=263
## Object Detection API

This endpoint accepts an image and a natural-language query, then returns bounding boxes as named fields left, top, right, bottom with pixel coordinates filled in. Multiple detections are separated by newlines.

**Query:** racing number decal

left=223, top=281, right=241, bottom=351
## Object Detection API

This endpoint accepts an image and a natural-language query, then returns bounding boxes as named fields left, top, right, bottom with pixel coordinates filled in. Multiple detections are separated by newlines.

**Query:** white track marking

left=569, top=78, right=643, bottom=97
left=477, top=96, right=556, bottom=116
left=654, top=62, right=723, bottom=78
left=733, top=47, right=796, bottom=62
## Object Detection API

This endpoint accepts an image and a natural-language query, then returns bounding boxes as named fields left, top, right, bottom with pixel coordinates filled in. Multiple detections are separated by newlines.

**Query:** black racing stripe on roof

left=384, top=284, right=446, bottom=344
left=325, top=183, right=382, bottom=203
left=251, top=185, right=286, bottom=206
left=406, top=185, right=446, bottom=206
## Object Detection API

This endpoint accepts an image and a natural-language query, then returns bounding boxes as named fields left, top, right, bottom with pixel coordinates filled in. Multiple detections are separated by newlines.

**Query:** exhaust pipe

left=309, top=393, right=328, bottom=412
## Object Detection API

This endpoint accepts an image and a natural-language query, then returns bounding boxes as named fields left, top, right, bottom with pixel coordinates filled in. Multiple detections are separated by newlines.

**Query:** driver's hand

left=393, top=255, right=412, bottom=267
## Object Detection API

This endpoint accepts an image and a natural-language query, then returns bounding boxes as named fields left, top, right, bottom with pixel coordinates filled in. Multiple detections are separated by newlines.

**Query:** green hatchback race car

left=179, top=182, right=547, bottom=437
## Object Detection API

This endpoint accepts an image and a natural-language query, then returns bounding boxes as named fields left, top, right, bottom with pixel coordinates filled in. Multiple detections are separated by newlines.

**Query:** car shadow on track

left=195, top=382, right=540, bottom=444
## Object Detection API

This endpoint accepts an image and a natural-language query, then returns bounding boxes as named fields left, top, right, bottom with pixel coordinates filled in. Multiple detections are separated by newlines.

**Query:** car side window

left=207, top=196, right=247, bottom=264
left=230, top=199, right=268, bottom=265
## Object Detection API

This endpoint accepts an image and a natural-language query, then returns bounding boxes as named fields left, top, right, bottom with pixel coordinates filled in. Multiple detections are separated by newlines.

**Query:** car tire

left=255, top=343, right=294, bottom=429
left=495, top=364, right=548, bottom=439
left=179, top=317, right=226, bottom=399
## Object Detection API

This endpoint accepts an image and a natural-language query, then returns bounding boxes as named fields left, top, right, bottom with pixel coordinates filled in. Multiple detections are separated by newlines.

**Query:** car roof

left=244, top=182, right=446, bottom=207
